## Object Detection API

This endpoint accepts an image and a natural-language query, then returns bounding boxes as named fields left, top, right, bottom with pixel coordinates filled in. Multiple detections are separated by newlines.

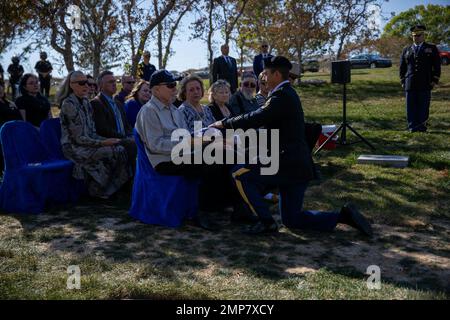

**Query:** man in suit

left=400, top=25, right=441, bottom=132
left=212, top=44, right=238, bottom=93
left=253, top=41, right=273, bottom=79
left=91, top=70, right=136, bottom=172
left=210, top=56, right=373, bottom=236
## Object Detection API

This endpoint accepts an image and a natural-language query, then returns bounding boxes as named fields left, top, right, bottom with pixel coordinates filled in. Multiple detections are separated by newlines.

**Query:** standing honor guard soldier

left=400, top=25, right=441, bottom=132
left=35, top=51, right=53, bottom=98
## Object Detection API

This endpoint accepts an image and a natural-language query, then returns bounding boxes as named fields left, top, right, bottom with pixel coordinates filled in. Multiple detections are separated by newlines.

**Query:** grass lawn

left=1, top=66, right=449, bottom=299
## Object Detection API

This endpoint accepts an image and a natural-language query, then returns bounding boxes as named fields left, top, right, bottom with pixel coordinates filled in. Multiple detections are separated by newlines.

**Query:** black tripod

left=314, top=83, right=375, bottom=155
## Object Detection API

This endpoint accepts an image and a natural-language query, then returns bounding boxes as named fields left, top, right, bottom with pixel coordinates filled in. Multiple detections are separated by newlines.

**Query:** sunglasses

left=72, top=80, right=89, bottom=86
left=125, top=81, right=136, bottom=85
left=261, top=45, right=268, bottom=48
left=160, top=82, right=177, bottom=89
left=243, top=82, right=256, bottom=88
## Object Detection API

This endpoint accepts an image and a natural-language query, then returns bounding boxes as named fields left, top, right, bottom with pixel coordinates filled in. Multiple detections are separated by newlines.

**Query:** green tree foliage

left=383, top=4, right=450, bottom=44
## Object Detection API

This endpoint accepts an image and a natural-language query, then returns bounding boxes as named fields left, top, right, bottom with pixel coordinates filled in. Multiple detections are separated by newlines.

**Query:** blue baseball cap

left=150, top=70, right=182, bottom=88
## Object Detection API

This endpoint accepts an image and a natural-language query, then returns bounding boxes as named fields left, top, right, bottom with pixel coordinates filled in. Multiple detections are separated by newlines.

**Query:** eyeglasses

left=71, top=80, right=89, bottom=86
left=242, top=82, right=256, bottom=88
left=160, top=82, right=177, bottom=89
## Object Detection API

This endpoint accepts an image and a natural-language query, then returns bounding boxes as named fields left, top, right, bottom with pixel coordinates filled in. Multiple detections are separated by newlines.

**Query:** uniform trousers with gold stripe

left=232, top=164, right=339, bottom=231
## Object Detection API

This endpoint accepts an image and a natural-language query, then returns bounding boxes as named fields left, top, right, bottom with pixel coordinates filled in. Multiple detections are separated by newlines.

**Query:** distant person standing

left=35, top=51, right=53, bottom=98
left=400, top=25, right=441, bottom=133
left=0, top=64, right=4, bottom=81
left=253, top=41, right=273, bottom=79
left=114, top=74, right=135, bottom=110
left=138, top=51, right=156, bottom=82
left=7, top=56, right=24, bottom=100
left=212, top=44, right=238, bottom=93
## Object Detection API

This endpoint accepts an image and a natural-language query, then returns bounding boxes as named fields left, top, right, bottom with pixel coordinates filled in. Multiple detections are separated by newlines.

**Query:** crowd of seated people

left=0, top=66, right=262, bottom=223
left=56, top=71, right=132, bottom=199
left=0, top=43, right=374, bottom=237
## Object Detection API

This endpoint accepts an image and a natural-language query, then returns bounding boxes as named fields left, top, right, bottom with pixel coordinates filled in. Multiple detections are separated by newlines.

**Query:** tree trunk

left=207, top=0, right=215, bottom=86
left=162, top=1, right=194, bottom=69
left=336, top=33, right=346, bottom=60
left=130, top=0, right=176, bottom=77
left=50, top=5, right=75, bottom=73
left=297, top=46, right=302, bottom=84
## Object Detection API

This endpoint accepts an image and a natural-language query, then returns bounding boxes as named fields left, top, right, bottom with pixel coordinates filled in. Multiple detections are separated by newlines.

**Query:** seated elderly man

left=228, top=72, right=260, bottom=116
left=91, top=70, right=136, bottom=173
left=135, top=70, right=222, bottom=230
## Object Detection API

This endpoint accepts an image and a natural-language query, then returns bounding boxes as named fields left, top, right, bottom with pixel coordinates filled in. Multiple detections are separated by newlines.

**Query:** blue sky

left=1, top=0, right=448, bottom=77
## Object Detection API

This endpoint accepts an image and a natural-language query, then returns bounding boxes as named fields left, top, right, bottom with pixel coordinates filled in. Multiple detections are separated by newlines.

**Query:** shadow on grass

left=5, top=185, right=449, bottom=297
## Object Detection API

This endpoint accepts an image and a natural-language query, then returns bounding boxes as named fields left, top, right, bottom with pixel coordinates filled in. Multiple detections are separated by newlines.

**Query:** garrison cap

left=263, top=56, right=292, bottom=70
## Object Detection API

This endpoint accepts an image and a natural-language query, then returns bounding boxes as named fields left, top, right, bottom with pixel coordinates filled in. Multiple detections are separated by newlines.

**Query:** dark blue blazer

left=212, top=56, right=238, bottom=93
left=253, top=53, right=274, bottom=78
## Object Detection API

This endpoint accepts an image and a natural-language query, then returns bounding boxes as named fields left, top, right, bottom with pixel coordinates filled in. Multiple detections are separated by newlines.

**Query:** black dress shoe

left=242, top=221, right=278, bottom=235
left=192, top=215, right=220, bottom=231
left=338, top=203, right=373, bottom=237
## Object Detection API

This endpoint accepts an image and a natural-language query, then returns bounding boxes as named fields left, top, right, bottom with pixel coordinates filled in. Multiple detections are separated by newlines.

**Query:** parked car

left=193, top=70, right=209, bottom=79
left=348, top=54, right=392, bottom=69
left=301, top=59, right=319, bottom=72
left=437, top=45, right=450, bottom=65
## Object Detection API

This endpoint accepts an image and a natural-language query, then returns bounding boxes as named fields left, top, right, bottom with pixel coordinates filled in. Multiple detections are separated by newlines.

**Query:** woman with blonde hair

left=124, top=79, right=151, bottom=127
left=206, top=80, right=233, bottom=121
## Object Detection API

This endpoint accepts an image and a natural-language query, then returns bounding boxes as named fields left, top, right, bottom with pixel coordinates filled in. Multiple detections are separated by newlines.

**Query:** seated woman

left=176, top=76, right=248, bottom=218
left=15, top=74, right=51, bottom=128
left=57, top=71, right=132, bottom=199
left=0, top=79, right=23, bottom=172
left=177, top=75, right=216, bottom=133
left=124, top=79, right=151, bottom=127
left=206, top=80, right=233, bottom=121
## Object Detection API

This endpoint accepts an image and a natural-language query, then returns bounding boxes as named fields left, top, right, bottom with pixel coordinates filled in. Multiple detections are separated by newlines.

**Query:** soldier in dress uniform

left=400, top=25, right=441, bottom=132
left=35, top=51, right=53, bottom=98
left=210, top=56, right=373, bottom=236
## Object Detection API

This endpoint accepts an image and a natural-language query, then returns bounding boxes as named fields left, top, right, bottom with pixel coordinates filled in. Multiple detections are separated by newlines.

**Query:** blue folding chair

left=0, top=121, right=80, bottom=214
left=40, top=118, right=65, bottom=160
left=129, top=129, right=199, bottom=227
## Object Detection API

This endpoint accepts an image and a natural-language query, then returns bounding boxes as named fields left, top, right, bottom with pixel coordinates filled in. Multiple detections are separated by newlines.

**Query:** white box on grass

left=357, top=155, right=409, bottom=168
